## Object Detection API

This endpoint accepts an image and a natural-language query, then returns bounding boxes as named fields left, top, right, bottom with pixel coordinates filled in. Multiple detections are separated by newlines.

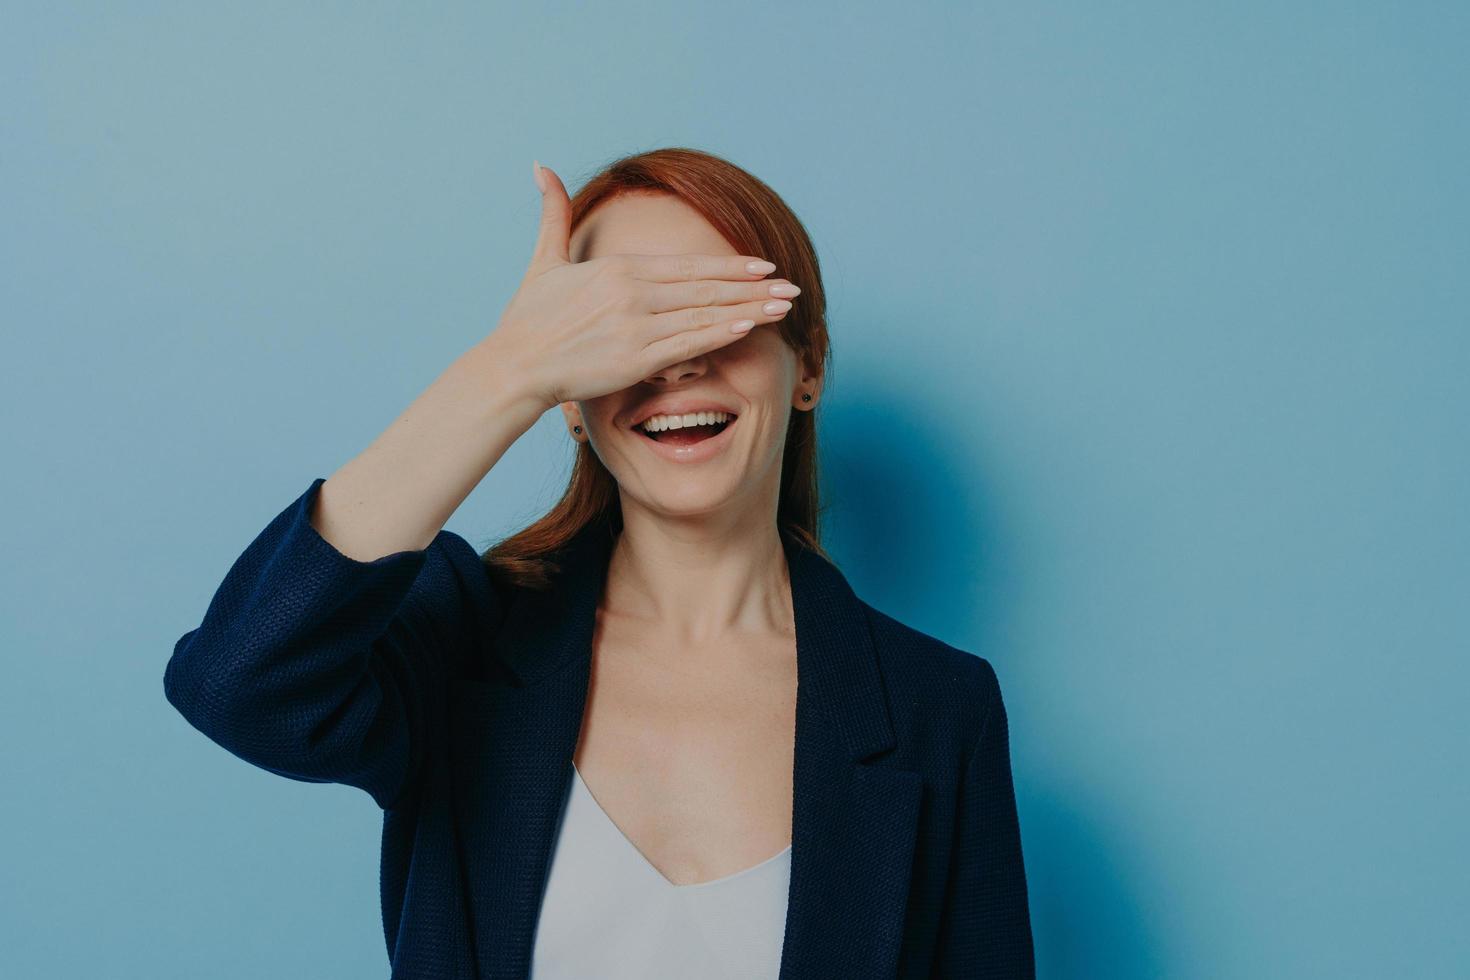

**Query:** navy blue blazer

left=164, top=477, right=1035, bottom=978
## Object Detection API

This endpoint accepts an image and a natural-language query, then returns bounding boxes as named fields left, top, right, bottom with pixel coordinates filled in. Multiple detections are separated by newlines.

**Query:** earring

left=573, top=425, right=582, bottom=434
left=801, top=393, right=812, bottom=402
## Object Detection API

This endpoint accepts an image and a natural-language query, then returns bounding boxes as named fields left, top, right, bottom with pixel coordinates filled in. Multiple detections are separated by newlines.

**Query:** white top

left=530, top=763, right=792, bottom=979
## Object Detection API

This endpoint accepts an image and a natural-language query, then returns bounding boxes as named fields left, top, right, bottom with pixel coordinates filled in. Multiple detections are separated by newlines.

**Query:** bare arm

left=309, top=335, right=552, bottom=563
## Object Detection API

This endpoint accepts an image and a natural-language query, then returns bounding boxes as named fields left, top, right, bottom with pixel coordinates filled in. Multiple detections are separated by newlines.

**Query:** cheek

left=731, top=340, right=800, bottom=393
left=577, top=395, right=626, bottom=432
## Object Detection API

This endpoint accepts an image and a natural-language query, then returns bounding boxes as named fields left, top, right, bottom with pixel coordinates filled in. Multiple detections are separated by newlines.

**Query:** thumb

left=527, top=160, right=572, bottom=275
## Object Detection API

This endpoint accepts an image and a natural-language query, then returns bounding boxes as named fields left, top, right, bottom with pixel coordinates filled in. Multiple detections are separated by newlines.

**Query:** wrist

left=459, top=335, right=555, bottom=429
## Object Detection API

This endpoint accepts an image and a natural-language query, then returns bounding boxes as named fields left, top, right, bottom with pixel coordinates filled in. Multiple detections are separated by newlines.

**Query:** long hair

left=482, top=147, right=832, bottom=589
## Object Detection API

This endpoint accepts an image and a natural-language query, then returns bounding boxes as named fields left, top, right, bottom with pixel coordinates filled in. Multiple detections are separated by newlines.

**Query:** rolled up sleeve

left=163, top=476, right=503, bottom=810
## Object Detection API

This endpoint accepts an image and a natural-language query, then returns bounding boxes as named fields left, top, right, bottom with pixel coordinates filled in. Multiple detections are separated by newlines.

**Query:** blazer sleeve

left=162, top=476, right=506, bottom=811
left=931, top=663, right=1037, bottom=978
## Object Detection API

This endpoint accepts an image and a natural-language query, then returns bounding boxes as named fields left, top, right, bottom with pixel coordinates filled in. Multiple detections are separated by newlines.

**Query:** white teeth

left=639, top=410, right=733, bottom=433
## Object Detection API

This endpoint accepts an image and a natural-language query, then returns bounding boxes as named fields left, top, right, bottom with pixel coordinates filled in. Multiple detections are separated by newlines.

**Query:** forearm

left=312, top=333, right=550, bottom=562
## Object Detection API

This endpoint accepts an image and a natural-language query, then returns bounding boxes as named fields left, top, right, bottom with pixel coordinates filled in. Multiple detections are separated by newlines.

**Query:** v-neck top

left=529, top=764, right=792, bottom=979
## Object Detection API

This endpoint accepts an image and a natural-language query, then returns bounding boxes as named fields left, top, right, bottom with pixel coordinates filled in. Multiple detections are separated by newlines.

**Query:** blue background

left=3, top=2, right=1466, bottom=977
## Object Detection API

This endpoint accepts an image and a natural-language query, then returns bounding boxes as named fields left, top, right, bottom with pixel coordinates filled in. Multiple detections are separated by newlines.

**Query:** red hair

left=482, top=147, right=832, bottom=588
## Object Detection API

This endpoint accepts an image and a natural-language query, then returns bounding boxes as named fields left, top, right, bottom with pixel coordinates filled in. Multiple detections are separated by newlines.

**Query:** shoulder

left=858, top=598, right=1005, bottom=766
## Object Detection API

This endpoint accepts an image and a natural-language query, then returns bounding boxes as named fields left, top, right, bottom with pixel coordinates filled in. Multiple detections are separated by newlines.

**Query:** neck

left=603, top=508, right=793, bottom=645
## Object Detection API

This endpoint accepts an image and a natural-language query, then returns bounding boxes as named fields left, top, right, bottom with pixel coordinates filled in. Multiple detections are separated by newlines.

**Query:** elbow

left=162, top=628, right=208, bottom=724
left=161, top=627, right=274, bottom=753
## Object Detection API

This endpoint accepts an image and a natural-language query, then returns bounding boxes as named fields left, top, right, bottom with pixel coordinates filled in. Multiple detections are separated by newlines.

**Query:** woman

left=164, top=148, right=1034, bottom=978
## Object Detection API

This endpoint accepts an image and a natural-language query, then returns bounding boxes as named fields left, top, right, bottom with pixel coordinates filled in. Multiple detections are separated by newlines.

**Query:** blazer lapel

left=448, top=517, right=922, bottom=979
left=776, top=530, right=924, bottom=978
left=447, top=521, right=612, bottom=980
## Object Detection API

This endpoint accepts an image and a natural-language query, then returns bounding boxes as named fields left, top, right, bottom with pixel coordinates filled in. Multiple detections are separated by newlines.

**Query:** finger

left=527, top=161, right=572, bottom=275
left=646, top=295, right=793, bottom=344
left=644, top=277, right=800, bottom=315
left=626, top=252, right=777, bottom=283
left=638, top=308, right=777, bottom=373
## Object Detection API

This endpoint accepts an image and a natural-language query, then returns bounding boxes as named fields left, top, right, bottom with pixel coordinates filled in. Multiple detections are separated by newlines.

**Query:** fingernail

left=533, top=159, right=547, bottom=193
left=730, top=319, right=756, bottom=333
left=746, top=260, right=776, bottom=274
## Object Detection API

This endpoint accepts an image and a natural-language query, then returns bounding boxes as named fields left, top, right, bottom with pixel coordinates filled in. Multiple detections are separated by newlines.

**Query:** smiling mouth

left=638, top=417, right=735, bottom=446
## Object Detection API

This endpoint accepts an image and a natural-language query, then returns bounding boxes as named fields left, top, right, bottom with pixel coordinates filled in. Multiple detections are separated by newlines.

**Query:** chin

left=641, top=486, right=741, bottom=519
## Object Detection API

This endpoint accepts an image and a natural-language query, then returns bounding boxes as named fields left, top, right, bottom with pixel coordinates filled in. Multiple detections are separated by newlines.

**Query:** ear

left=794, top=360, right=824, bottom=411
left=558, top=401, right=585, bottom=437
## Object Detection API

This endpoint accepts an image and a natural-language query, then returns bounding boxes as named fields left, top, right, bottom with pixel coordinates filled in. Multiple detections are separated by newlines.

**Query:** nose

left=644, top=355, right=708, bottom=385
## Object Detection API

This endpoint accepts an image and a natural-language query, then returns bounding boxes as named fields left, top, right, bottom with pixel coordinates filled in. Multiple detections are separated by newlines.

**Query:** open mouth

left=637, top=415, right=736, bottom=447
